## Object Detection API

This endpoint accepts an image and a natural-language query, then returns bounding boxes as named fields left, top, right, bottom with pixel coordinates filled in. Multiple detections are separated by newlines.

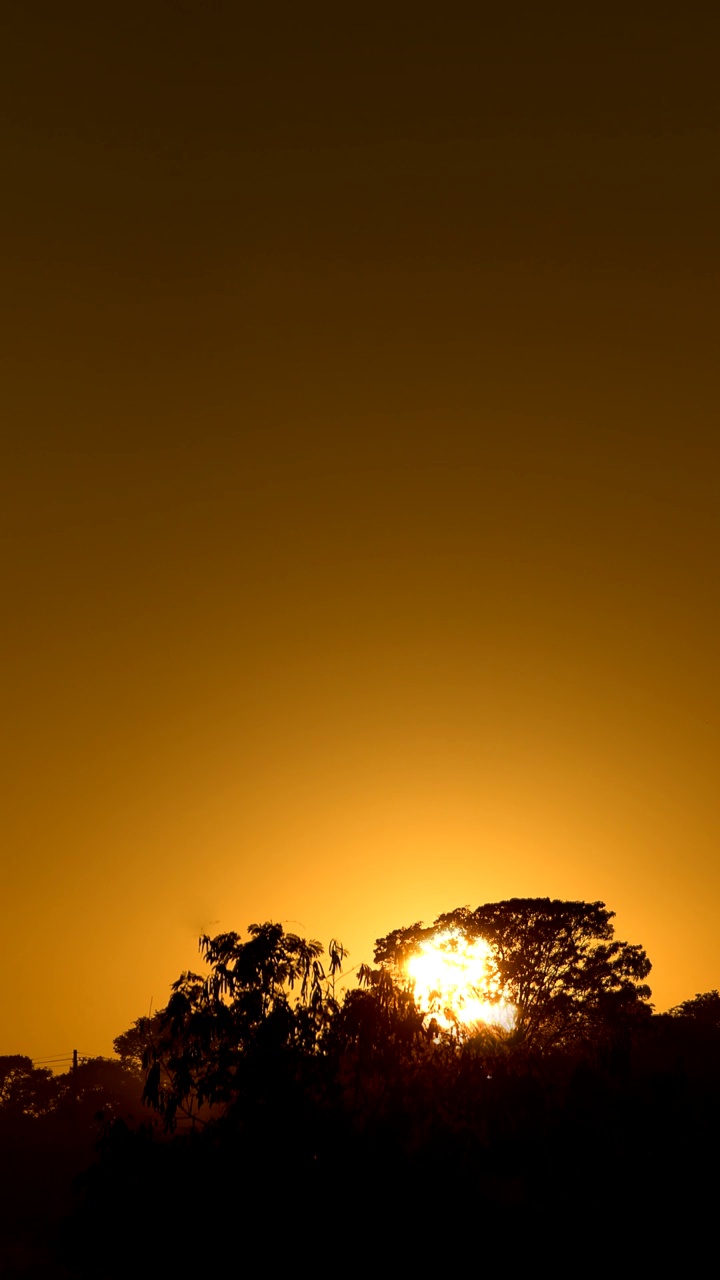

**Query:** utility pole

left=72, top=1048, right=78, bottom=1102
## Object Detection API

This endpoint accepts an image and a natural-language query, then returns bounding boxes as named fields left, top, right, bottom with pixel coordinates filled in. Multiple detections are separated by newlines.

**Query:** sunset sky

left=3, top=3, right=720, bottom=1060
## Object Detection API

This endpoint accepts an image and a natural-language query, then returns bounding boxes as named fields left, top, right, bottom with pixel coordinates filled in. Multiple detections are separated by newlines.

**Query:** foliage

left=70, top=1057, right=144, bottom=1121
left=132, top=900, right=652, bottom=1139
left=329, top=962, right=430, bottom=1066
left=0, top=1056, right=57, bottom=1118
left=0, top=1054, right=143, bottom=1132
left=668, top=989, right=720, bottom=1028
left=13, top=902, right=720, bottom=1274
left=140, top=922, right=345, bottom=1128
left=5, top=902, right=720, bottom=1277
left=113, top=1013, right=167, bottom=1068
left=375, top=898, right=652, bottom=1051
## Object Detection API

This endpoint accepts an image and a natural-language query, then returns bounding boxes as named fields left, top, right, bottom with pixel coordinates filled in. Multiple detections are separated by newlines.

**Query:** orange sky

left=2, top=4, right=720, bottom=1060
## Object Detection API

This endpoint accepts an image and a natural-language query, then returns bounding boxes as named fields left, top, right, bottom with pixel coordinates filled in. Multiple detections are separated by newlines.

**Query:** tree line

left=3, top=897, right=720, bottom=1273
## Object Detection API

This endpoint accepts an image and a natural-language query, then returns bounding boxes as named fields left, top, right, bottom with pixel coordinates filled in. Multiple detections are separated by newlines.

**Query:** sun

left=404, top=927, right=516, bottom=1032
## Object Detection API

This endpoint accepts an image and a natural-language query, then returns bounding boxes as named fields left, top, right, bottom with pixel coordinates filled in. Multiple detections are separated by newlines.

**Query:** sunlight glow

left=405, top=927, right=516, bottom=1032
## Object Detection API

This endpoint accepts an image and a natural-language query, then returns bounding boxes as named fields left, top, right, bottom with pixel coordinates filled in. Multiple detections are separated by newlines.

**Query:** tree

left=374, top=898, right=652, bottom=1051
left=67, top=1057, right=144, bottom=1122
left=668, top=989, right=720, bottom=1028
left=113, top=1013, right=168, bottom=1069
left=0, top=1056, right=58, bottom=1119
left=139, top=922, right=344, bottom=1128
left=330, top=962, right=430, bottom=1067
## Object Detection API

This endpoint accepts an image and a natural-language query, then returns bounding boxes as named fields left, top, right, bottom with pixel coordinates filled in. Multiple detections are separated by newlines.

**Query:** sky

left=2, top=2, right=720, bottom=1059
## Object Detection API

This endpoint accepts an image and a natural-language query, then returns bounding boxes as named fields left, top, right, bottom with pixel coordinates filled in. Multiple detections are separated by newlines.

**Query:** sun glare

left=405, top=927, right=516, bottom=1033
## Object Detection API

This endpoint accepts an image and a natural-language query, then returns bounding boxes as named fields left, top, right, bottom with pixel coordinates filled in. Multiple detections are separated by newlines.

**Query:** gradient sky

left=3, top=3, right=720, bottom=1059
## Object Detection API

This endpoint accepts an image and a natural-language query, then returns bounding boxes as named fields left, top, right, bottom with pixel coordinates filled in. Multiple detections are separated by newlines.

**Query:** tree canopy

left=132, top=901, right=653, bottom=1135
left=374, top=897, right=652, bottom=1050
left=668, top=989, right=720, bottom=1027
left=140, top=923, right=345, bottom=1128
left=0, top=1056, right=57, bottom=1119
left=5, top=903, right=719, bottom=1277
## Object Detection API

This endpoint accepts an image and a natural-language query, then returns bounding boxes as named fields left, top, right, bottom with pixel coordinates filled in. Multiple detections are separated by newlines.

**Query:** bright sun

left=405, top=927, right=516, bottom=1033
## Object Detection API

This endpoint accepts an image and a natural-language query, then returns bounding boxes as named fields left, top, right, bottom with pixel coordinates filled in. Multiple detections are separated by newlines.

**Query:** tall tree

left=139, top=922, right=341, bottom=1128
left=375, top=898, right=652, bottom=1051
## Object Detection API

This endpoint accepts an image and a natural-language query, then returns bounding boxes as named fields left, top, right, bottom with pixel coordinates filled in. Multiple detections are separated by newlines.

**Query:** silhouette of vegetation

left=0, top=1054, right=145, bottom=1276
left=668, top=988, right=720, bottom=1027
left=375, top=897, right=652, bottom=1050
left=112, top=1011, right=167, bottom=1068
left=139, top=922, right=344, bottom=1129
left=5, top=903, right=720, bottom=1273
left=0, top=1056, right=57, bottom=1118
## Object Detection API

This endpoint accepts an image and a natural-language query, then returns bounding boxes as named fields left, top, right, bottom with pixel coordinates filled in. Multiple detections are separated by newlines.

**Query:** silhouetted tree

left=79, top=907, right=720, bottom=1276
left=69, top=1057, right=144, bottom=1122
left=113, top=1013, right=167, bottom=1067
left=0, top=1056, right=58, bottom=1118
left=375, top=898, right=652, bottom=1051
left=330, top=963, right=429, bottom=1066
left=668, top=989, right=720, bottom=1028
left=139, top=922, right=343, bottom=1128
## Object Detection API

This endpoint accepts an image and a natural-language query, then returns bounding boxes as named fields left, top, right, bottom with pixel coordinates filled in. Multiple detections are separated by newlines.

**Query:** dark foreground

left=1, top=1015, right=719, bottom=1277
